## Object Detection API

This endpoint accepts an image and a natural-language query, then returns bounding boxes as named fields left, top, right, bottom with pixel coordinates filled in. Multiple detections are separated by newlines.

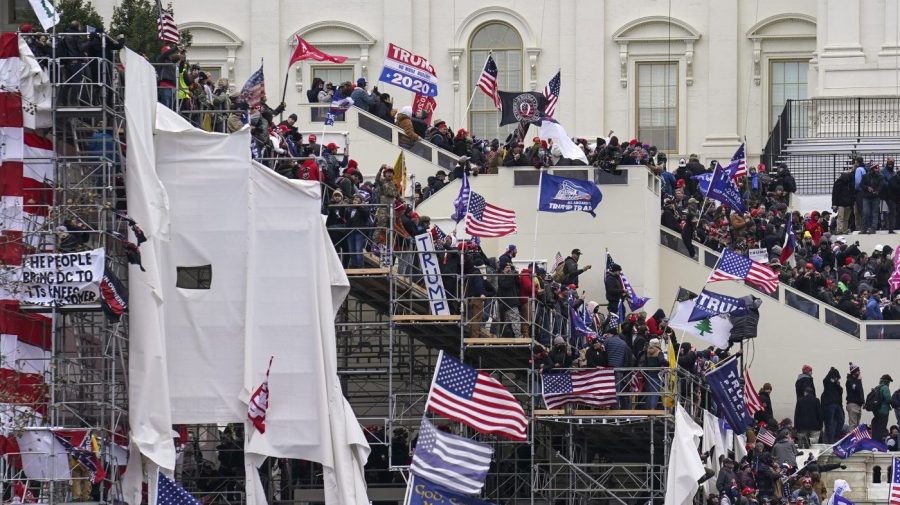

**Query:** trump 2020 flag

left=410, top=418, right=492, bottom=495
left=538, top=173, right=602, bottom=217
left=704, top=358, right=752, bottom=434
left=688, top=288, right=748, bottom=322
left=706, top=162, right=746, bottom=213
left=407, top=475, right=496, bottom=505
left=247, top=356, right=274, bottom=433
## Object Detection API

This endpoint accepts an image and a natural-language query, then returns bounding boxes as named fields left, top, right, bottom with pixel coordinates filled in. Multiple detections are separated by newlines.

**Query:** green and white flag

left=28, top=0, right=60, bottom=30
left=669, top=287, right=732, bottom=349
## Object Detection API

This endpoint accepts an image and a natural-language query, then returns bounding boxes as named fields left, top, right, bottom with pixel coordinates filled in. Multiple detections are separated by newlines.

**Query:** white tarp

left=122, top=47, right=369, bottom=505
left=665, top=404, right=705, bottom=505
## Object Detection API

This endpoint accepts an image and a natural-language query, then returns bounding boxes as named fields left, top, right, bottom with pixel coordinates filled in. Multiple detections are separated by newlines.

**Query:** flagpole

left=530, top=171, right=544, bottom=352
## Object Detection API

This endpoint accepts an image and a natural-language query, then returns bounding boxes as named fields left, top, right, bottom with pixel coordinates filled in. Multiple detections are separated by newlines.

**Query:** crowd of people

left=700, top=362, right=900, bottom=505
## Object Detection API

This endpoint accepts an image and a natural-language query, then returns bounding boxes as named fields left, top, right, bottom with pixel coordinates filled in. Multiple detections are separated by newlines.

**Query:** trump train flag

left=538, top=173, right=602, bottom=217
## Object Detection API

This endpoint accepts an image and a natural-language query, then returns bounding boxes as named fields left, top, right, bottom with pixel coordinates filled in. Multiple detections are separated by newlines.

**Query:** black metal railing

left=762, top=101, right=791, bottom=170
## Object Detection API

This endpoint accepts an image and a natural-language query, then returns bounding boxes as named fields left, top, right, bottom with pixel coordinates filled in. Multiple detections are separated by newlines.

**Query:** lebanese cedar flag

left=247, top=356, right=274, bottom=433
left=289, top=36, right=347, bottom=67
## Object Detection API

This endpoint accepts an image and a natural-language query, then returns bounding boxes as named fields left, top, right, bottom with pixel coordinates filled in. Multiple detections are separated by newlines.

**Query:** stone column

left=819, top=0, right=864, bottom=63
left=702, top=0, right=741, bottom=153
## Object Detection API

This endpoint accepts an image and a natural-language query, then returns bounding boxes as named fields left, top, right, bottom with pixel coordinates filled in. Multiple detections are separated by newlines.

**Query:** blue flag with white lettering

left=832, top=425, right=888, bottom=458
left=688, top=288, right=748, bottom=322
left=407, top=475, right=496, bottom=505
left=706, top=162, right=746, bottom=213
left=704, top=358, right=752, bottom=434
left=538, top=174, right=603, bottom=217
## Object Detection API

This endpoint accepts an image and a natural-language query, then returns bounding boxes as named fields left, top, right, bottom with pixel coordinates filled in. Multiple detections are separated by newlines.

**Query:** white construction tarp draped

left=701, top=410, right=723, bottom=496
left=122, top=47, right=369, bottom=505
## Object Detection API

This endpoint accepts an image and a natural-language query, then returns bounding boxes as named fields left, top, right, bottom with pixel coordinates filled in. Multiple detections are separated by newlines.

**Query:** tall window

left=636, top=62, right=677, bottom=152
left=769, top=60, right=809, bottom=128
left=469, top=23, right=522, bottom=141
left=9, top=0, right=30, bottom=24
left=312, top=67, right=354, bottom=89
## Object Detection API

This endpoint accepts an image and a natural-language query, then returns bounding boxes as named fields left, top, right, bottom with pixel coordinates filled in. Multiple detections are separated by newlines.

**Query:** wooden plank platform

left=345, top=267, right=391, bottom=276
left=393, top=314, right=462, bottom=322
left=464, top=337, right=532, bottom=346
left=534, top=409, right=667, bottom=417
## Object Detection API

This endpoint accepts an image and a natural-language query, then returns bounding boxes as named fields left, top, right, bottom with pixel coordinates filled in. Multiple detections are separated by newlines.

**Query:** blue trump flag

left=706, top=162, right=746, bottom=213
left=451, top=173, right=471, bottom=223
left=704, top=357, right=752, bottom=434
left=407, top=475, right=496, bottom=505
left=538, top=173, right=603, bottom=217
left=832, top=425, right=888, bottom=459
left=688, top=288, right=748, bottom=322
left=569, top=295, right=596, bottom=348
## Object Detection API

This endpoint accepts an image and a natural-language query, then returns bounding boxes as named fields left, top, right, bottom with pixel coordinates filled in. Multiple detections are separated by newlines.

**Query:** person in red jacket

left=646, top=308, right=668, bottom=337
left=804, top=210, right=824, bottom=246
left=519, top=264, right=535, bottom=338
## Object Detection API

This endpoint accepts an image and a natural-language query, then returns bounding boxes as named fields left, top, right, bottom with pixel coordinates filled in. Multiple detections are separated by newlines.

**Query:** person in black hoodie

left=795, top=365, right=816, bottom=398
left=307, top=77, right=324, bottom=103
left=832, top=167, right=855, bottom=234
left=756, top=383, right=777, bottom=426
left=845, top=363, right=864, bottom=428
left=604, top=262, right=626, bottom=312
left=820, top=367, right=844, bottom=443
left=794, top=387, right=823, bottom=446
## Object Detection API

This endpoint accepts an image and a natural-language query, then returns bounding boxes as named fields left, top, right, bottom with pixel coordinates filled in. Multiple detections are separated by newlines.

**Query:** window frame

left=768, top=58, right=809, bottom=130
left=467, top=21, right=524, bottom=141
left=634, top=61, right=679, bottom=154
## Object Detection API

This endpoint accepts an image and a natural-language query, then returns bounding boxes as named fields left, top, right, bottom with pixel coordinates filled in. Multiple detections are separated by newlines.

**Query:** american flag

left=630, top=371, right=645, bottom=395
left=726, top=143, right=747, bottom=179
left=410, top=418, right=493, bottom=495
left=451, top=172, right=471, bottom=223
left=431, top=225, right=447, bottom=243
left=542, top=367, right=617, bottom=409
left=247, top=356, right=273, bottom=433
left=157, top=5, right=180, bottom=44
left=553, top=251, right=564, bottom=271
left=239, top=64, right=266, bottom=109
left=890, top=457, right=900, bottom=505
left=756, top=427, right=776, bottom=447
left=477, top=55, right=501, bottom=110
left=465, top=192, right=517, bottom=238
left=157, top=470, right=201, bottom=505
left=543, top=71, right=561, bottom=118
left=743, top=369, right=764, bottom=416
left=425, top=351, right=527, bottom=441
left=708, top=249, right=779, bottom=294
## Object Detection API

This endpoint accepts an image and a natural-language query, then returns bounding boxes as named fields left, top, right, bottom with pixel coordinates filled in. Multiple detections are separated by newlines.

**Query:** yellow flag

left=663, top=338, right=677, bottom=408
left=393, top=151, right=406, bottom=195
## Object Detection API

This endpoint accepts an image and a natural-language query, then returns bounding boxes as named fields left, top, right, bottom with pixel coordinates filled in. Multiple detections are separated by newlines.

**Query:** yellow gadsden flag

left=392, top=150, right=407, bottom=195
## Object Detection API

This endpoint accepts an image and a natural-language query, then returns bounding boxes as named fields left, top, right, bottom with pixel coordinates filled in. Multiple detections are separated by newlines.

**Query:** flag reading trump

left=538, top=174, right=603, bottom=217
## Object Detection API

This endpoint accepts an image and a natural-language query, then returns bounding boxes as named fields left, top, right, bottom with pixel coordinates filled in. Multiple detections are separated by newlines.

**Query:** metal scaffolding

left=2, top=31, right=129, bottom=505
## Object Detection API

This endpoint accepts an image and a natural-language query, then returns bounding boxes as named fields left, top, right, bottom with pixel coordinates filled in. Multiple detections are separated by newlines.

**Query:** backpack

left=552, top=261, right=566, bottom=283
left=864, top=386, right=883, bottom=412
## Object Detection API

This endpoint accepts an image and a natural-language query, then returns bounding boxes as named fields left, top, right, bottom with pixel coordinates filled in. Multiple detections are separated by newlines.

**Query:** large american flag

left=425, top=351, right=527, bottom=441
left=157, top=470, right=201, bottom=505
left=542, top=368, right=617, bottom=409
left=543, top=71, right=561, bottom=118
left=477, top=55, right=501, bottom=110
left=465, top=192, right=517, bottom=238
left=727, top=143, right=747, bottom=179
left=743, top=368, right=764, bottom=416
left=890, top=456, right=900, bottom=505
left=239, top=64, right=266, bottom=109
left=157, top=6, right=180, bottom=44
left=410, top=418, right=493, bottom=495
left=708, top=249, right=778, bottom=294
